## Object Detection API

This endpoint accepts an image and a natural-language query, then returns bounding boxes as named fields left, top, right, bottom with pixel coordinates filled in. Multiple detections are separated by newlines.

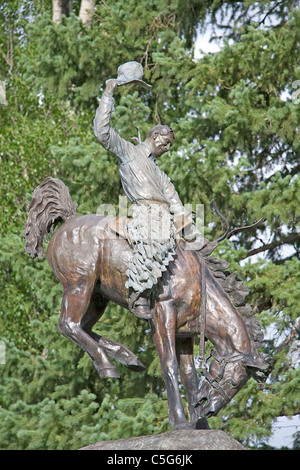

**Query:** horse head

left=193, top=352, right=250, bottom=418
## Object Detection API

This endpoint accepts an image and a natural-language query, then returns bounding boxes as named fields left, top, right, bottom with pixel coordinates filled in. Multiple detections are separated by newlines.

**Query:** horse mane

left=198, top=241, right=268, bottom=375
left=23, top=177, right=77, bottom=260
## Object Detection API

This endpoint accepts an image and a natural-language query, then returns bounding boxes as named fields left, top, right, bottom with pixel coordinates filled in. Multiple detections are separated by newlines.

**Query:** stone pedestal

left=80, top=429, right=246, bottom=450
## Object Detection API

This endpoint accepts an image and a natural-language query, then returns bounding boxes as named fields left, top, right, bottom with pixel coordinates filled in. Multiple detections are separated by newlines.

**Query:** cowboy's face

left=150, top=130, right=174, bottom=158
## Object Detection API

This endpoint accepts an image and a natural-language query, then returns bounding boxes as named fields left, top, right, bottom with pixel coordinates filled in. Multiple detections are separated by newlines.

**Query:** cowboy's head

left=145, top=125, right=175, bottom=158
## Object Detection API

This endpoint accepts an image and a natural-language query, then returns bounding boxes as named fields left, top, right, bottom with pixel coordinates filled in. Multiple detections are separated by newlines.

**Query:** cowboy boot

left=128, top=291, right=154, bottom=320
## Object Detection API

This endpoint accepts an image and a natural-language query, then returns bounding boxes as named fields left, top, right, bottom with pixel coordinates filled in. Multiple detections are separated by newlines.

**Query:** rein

left=198, top=257, right=207, bottom=371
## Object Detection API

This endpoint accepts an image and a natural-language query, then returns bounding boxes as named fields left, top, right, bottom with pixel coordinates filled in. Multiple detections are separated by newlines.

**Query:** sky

left=268, top=415, right=300, bottom=449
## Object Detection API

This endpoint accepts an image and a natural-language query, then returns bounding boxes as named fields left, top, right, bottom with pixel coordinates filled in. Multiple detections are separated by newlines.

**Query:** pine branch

left=276, top=318, right=300, bottom=355
left=244, top=232, right=300, bottom=258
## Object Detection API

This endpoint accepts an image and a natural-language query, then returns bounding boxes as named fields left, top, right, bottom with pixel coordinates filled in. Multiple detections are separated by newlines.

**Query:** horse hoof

left=99, top=367, right=120, bottom=378
left=195, top=417, right=210, bottom=429
left=126, top=360, right=146, bottom=372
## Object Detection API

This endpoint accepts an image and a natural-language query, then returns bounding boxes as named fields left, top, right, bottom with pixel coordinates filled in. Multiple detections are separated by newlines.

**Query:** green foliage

left=0, top=314, right=168, bottom=450
left=0, top=0, right=299, bottom=450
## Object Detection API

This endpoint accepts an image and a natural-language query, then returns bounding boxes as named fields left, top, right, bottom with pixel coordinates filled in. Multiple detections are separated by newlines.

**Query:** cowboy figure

left=94, top=62, right=201, bottom=320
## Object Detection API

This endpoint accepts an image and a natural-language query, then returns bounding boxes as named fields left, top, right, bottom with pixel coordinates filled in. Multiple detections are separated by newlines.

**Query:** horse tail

left=23, top=177, right=78, bottom=260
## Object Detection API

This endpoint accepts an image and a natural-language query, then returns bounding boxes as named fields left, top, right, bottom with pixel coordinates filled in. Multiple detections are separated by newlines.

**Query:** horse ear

left=242, top=354, right=268, bottom=382
left=242, top=353, right=267, bottom=369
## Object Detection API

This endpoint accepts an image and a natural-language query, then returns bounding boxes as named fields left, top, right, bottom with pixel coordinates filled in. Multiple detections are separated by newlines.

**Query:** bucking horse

left=23, top=177, right=268, bottom=430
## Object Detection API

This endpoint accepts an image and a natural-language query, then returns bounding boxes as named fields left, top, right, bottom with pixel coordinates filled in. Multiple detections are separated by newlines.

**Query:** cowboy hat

left=107, top=61, right=152, bottom=89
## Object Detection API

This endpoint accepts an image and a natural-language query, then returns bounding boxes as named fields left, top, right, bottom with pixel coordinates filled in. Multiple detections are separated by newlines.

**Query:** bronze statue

left=94, top=62, right=201, bottom=320
left=23, top=62, right=268, bottom=431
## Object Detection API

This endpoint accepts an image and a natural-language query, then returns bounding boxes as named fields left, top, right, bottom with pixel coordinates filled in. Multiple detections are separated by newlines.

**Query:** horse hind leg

left=81, top=289, right=146, bottom=373
left=58, top=280, right=119, bottom=378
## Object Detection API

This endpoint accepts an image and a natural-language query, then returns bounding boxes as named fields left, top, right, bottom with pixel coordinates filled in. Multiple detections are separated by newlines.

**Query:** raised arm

left=93, top=80, right=135, bottom=161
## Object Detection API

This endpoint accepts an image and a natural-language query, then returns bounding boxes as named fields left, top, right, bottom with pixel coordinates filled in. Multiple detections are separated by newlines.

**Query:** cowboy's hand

left=104, top=79, right=119, bottom=95
left=184, top=223, right=202, bottom=242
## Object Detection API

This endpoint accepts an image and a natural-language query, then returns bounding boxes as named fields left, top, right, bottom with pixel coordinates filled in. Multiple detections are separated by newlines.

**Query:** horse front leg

left=176, top=336, right=210, bottom=429
left=150, top=301, right=192, bottom=430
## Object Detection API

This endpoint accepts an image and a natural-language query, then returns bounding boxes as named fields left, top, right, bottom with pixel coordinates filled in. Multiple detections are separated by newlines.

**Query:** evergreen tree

left=0, top=0, right=299, bottom=449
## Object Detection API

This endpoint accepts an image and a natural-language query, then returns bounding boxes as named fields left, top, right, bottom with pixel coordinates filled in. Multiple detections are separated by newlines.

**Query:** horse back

left=46, top=214, right=110, bottom=287
left=46, top=214, right=131, bottom=305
